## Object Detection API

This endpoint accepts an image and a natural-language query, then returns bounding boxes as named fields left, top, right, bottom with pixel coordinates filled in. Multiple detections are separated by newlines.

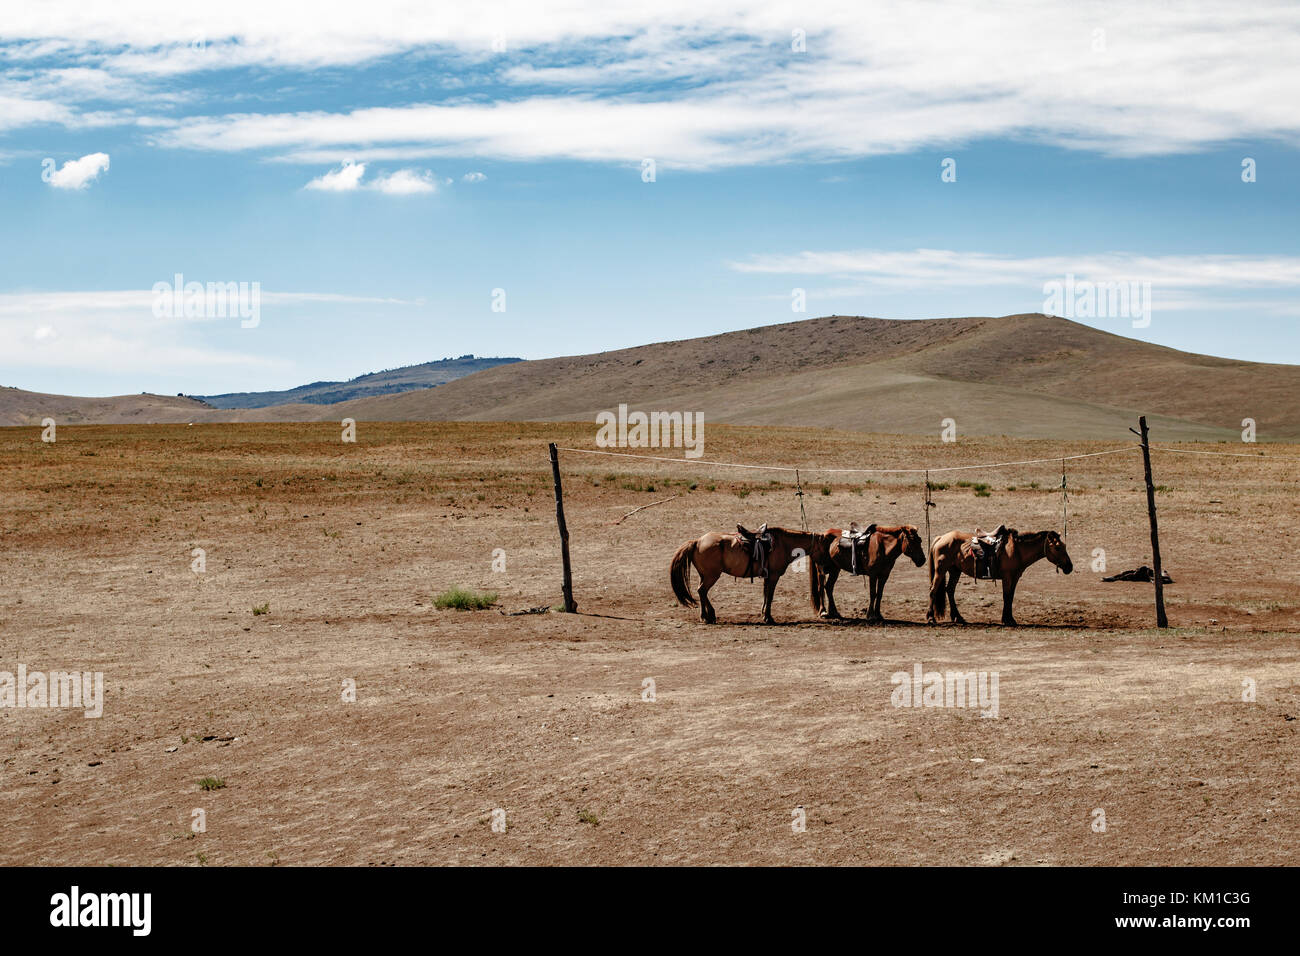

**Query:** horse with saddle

left=672, top=512, right=1075, bottom=627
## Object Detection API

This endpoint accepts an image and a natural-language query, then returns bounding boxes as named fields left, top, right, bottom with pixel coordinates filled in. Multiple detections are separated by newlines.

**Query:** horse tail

left=670, top=540, right=698, bottom=607
left=929, top=539, right=946, bottom=617
left=809, top=545, right=823, bottom=613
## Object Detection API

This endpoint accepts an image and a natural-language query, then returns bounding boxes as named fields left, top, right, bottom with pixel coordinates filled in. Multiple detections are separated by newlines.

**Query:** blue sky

left=2, top=2, right=1299, bottom=396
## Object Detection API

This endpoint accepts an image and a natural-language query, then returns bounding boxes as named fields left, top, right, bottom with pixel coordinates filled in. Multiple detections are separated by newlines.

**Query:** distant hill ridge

left=291, top=313, right=1300, bottom=441
left=195, top=355, right=521, bottom=408
left=3, top=316, right=1297, bottom=440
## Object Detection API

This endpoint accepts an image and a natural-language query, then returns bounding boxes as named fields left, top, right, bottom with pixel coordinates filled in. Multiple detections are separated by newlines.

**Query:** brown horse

left=809, top=525, right=926, bottom=622
left=671, top=526, right=824, bottom=624
left=927, top=528, right=1073, bottom=626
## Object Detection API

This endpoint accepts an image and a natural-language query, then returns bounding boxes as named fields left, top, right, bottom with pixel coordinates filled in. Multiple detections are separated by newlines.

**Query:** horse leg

left=761, top=574, right=778, bottom=625
left=926, top=561, right=945, bottom=623
left=698, top=568, right=720, bottom=624
left=823, top=566, right=842, bottom=619
left=1001, top=573, right=1019, bottom=627
left=869, top=575, right=885, bottom=623
left=947, top=569, right=966, bottom=624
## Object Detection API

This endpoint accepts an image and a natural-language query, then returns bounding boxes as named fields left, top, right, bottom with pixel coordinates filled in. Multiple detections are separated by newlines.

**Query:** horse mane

left=767, top=526, right=806, bottom=537
left=1012, top=529, right=1055, bottom=544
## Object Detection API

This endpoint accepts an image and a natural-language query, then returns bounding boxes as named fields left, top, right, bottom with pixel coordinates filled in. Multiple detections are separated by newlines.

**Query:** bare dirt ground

left=1, top=421, right=1297, bottom=865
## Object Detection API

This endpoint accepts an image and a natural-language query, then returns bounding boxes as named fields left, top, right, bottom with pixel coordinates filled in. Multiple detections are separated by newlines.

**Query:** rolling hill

left=0, top=387, right=214, bottom=426
left=3, top=315, right=1297, bottom=440
left=297, top=313, right=1300, bottom=441
left=194, top=355, right=520, bottom=408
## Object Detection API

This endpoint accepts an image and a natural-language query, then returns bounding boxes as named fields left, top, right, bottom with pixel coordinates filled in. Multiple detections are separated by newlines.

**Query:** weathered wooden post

left=923, top=470, right=933, bottom=557
left=548, top=443, right=577, bottom=613
left=1129, top=416, right=1168, bottom=628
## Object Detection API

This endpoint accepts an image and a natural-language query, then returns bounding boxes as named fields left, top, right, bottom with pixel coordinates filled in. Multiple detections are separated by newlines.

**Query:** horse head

left=1042, top=530, right=1073, bottom=574
left=901, top=525, right=926, bottom=567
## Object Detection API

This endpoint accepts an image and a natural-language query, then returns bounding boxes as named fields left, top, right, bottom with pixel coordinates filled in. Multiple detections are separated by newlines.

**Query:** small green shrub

left=434, top=587, right=498, bottom=610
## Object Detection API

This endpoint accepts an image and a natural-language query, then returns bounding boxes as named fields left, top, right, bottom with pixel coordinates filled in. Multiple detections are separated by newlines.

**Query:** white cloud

left=303, top=161, right=436, bottom=195
left=304, top=160, right=366, bottom=191
left=44, top=151, right=109, bottom=188
left=461, top=171, right=486, bottom=183
left=729, top=248, right=1300, bottom=312
left=0, top=92, right=76, bottom=131
left=5, top=2, right=1299, bottom=167
left=369, top=168, right=436, bottom=194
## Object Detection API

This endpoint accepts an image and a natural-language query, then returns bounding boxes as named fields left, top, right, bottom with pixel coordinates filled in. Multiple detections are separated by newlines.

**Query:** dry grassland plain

left=1, top=421, right=1297, bottom=865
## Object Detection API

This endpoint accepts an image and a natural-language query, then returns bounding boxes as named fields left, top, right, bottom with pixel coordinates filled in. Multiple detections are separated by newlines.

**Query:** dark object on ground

left=1103, top=566, right=1173, bottom=584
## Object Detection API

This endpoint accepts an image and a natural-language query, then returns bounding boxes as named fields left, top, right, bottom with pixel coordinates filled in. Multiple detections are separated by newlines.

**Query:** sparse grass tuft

left=198, top=777, right=226, bottom=791
left=252, top=603, right=270, bottom=616
left=434, top=587, right=497, bottom=610
left=577, top=809, right=600, bottom=826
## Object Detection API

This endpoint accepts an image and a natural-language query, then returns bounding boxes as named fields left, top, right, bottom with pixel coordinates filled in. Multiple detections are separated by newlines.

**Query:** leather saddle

left=970, top=524, right=1008, bottom=580
left=841, top=522, right=877, bottom=575
left=736, top=523, right=772, bottom=579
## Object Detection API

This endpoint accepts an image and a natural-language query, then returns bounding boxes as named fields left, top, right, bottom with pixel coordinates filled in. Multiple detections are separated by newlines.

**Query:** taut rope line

left=556, top=445, right=1140, bottom=475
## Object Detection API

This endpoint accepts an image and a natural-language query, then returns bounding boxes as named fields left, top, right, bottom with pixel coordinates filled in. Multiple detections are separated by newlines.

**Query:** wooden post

left=1059, top=458, right=1067, bottom=574
left=1129, top=417, right=1168, bottom=628
left=548, top=443, right=577, bottom=613
left=923, top=470, right=933, bottom=557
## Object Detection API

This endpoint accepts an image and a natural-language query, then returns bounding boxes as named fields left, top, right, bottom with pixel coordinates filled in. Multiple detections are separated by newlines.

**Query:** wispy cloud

left=4, top=2, right=1298, bottom=167
left=0, top=288, right=418, bottom=375
left=731, top=249, right=1300, bottom=289
left=0, top=290, right=419, bottom=314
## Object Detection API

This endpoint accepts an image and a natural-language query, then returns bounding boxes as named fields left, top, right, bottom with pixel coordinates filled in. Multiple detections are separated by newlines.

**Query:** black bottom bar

left=0, top=865, right=1283, bottom=941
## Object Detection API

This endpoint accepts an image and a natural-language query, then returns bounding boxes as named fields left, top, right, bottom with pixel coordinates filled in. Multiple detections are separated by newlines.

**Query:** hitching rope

left=1149, top=447, right=1300, bottom=461
left=555, top=444, right=1141, bottom=475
